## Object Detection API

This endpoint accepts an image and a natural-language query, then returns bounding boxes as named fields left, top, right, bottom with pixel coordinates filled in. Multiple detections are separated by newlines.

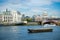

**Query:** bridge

left=38, top=19, right=58, bottom=25
left=42, top=20, right=58, bottom=25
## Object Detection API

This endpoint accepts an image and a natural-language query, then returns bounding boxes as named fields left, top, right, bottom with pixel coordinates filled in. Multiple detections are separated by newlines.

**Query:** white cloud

left=0, top=0, right=60, bottom=16
left=52, top=0, right=60, bottom=2
left=0, top=0, right=53, bottom=11
left=0, top=3, right=29, bottom=11
left=28, top=0, right=52, bottom=6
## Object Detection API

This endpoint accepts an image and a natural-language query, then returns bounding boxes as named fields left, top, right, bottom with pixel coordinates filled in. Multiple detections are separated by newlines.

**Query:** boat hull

left=28, top=28, right=53, bottom=33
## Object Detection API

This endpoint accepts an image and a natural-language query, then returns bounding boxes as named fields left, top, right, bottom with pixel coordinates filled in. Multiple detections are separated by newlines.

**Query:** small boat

left=28, top=28, right=53, bottom=33
left=44, top=24, right=56, bottom=27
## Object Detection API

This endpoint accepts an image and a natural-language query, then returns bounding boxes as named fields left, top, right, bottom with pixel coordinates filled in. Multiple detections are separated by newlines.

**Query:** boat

left=44, top=24, right=56, bottom=27
left=28, top=28, right=53, bottom=33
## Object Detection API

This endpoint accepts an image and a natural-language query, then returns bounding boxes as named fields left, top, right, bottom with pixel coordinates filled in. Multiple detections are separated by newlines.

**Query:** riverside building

left=0, top=9, right=22, bottom=24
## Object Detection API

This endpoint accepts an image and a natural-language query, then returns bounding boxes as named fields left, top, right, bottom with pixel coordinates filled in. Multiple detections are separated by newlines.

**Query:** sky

left=0, top=0, right=60, bottom=17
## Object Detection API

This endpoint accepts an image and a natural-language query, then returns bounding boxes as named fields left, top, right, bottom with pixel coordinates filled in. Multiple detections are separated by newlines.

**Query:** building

left=0, top=14, right=3, bottom=24
left=21, top=14, right=25, bottom=21
left=32, top=15, right=36, bottom=22
left=35, top=15, right=42, bottom=22
left=11, top=10, right=22, bottom=23
left=0, top=9, right=22, bottom=24
left=2, top=9, right=13, bottom=24
left=42, top=11, right=48, bottom=19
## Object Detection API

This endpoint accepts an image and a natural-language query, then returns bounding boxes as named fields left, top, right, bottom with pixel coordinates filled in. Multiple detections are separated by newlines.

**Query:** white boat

left=44, top=24, right=56, bottom=27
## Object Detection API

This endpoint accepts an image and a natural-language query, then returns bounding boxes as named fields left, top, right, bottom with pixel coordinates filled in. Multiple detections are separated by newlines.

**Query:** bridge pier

left=38, top=21, right=42, bottom=25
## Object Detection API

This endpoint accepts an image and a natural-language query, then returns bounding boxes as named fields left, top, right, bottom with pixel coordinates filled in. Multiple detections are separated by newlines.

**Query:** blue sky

left=0, top=0, right=60, bottom=17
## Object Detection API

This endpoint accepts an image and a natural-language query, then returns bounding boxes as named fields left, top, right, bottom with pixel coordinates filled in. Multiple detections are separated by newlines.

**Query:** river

left=0, top=25, right=60, bottom=40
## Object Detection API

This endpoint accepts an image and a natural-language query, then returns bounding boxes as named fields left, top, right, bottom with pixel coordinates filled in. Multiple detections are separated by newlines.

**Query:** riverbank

left=0, top=22, right=60, bottom=26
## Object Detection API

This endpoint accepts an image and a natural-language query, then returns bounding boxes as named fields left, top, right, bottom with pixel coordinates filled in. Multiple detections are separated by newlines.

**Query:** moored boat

left=44, top=24, right=56, bottom=27
left=28, top=28, right=53, bottom=33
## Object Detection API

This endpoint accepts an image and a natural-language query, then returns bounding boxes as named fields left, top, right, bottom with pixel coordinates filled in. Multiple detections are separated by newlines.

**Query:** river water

left=0, top=25, right=60, bottom=40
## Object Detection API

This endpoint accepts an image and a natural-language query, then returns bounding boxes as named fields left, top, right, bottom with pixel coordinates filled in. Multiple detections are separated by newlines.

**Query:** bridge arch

left=42, top=20, right=57, bottom=25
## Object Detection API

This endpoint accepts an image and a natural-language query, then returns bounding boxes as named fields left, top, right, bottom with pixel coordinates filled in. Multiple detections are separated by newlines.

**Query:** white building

left=0, top=9, right=22, bottom=24
left=11, top=10, right=22, bottom=23
left=42, top=11, right=48, bottom=19
left=35, top=15, right=42, bottom=22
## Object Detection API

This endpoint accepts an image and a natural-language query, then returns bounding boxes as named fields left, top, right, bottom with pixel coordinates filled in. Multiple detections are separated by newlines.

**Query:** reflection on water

left=0, top=25, right=60, bottom=40
left=11, top=26, right=18, bottom=32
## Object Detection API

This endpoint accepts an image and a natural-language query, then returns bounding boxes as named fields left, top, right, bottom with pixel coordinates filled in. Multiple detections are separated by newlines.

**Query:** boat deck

left=28, top=28, right=53, bottom=33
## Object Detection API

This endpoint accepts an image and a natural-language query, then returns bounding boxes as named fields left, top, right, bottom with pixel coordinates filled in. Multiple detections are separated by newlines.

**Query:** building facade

left=11, top=11, right=22, bottom=23
left=0, top=9, right=22, bottom=24
left=35, top=15, right=42, bottom=22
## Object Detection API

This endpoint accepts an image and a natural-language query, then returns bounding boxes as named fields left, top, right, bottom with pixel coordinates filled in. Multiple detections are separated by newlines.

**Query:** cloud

left=0, top=3, right=29, bottom=11
left=0, top=0, right=60, bottom=17
left=52, top=0, right=60, bottom=2
left=28, top=0, right=52, bottom=6
left=0, top=0, right=52, bottom=10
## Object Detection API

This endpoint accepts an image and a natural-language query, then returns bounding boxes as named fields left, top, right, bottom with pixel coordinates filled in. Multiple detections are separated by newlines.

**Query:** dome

left=42, top=11, right=48, bottom=16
